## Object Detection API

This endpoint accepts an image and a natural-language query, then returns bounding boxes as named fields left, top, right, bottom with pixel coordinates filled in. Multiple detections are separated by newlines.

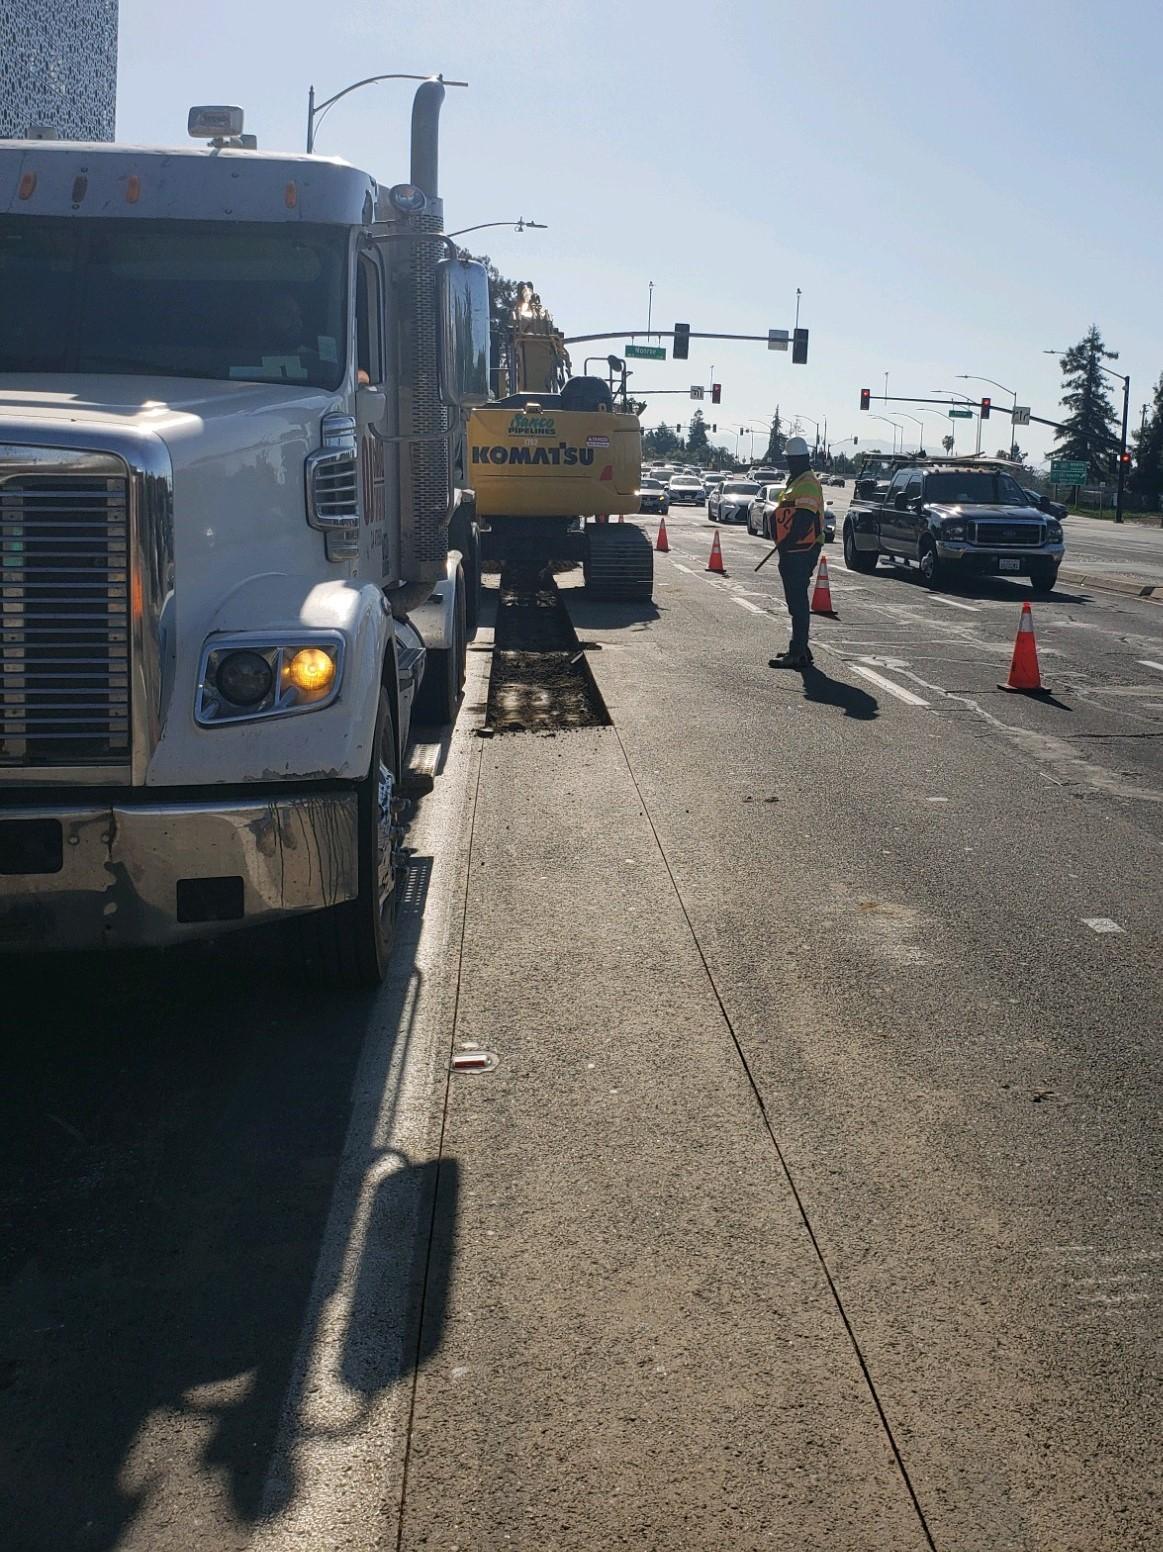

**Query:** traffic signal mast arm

left=857, top=391, right=1121, bottom=446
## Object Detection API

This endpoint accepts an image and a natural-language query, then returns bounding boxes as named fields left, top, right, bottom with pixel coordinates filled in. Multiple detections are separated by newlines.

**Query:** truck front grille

left=0, top=473, right=131, bottom=767
left=969, top=520, right=1044, bottom=548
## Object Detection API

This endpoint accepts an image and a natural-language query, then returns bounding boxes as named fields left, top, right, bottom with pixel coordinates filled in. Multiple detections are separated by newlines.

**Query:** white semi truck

left=0, top=84, right=490, bottom=985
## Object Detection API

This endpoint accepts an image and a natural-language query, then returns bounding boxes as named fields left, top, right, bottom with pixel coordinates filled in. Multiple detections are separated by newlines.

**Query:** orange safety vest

left=773, top=470, right=825, bottom=550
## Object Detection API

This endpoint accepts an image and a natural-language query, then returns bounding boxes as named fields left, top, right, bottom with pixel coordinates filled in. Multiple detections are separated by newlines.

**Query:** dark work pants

left=777, top=544, right=821, bottom=654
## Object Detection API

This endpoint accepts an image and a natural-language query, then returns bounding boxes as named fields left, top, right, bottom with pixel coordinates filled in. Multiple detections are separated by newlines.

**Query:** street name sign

left=948, top=408, right=973, bottom=419
left=1050, top=460, right=1087, bottom=483
left=625, top=344, right=665, bottom=360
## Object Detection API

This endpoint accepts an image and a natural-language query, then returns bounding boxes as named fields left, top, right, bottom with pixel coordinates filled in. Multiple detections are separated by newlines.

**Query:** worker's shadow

left=799, top=664, right=879, bottom=719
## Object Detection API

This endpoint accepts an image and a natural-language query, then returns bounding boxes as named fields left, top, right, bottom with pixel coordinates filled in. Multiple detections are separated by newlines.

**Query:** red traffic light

left=859, top=388, right=871, bottom=410
left=1119, top=451, right=1132, bottom=464
left=980, top=397, right=991, bottom=419
left=711, top=383, right=721, bottom=404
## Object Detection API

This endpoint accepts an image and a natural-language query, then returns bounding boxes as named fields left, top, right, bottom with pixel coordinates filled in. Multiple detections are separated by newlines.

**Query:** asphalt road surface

left=3, top=501, right=1161, bottom=1549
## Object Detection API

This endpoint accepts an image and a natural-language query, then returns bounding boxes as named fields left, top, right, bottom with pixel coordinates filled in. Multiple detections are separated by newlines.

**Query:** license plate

left=999, top=558, right=1021, bottom=572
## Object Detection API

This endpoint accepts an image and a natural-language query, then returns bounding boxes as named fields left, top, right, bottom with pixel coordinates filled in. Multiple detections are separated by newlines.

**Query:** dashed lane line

left=1138, top=660, right=1163, bottom=674
left=849, top=664, right=931, bottom=707
left=930, top=596, right=981, bottom=612
left=731, top=596, right=766, bottom=615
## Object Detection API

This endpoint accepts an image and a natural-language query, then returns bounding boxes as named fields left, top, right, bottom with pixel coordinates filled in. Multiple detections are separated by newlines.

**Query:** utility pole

left=1115, top=372, right=1130, bottom=526
left=647, top=281, right=654, bottom=341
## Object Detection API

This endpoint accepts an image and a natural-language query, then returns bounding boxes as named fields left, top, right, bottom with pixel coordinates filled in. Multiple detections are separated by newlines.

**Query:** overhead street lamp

left=1043, top=349, right=1130, bottom=524
left=445, top=217, right=547, bottom=238
left=932, top=387, right=982, bottom=454
left=958, top=373, right=1020, bottom=456
left=893, top=411, right=926, bottom=452
left=306, top=72, right=467, bottom=154
left=869, top=414, right=904, bottom=455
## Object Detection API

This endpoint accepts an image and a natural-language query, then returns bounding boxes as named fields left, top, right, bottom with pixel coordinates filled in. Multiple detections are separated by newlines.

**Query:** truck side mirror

left=894, top=491, right=909, bottom=510
left=857, top=478, right=875, bottom=497
left=436, top=258, right=490, bottom=409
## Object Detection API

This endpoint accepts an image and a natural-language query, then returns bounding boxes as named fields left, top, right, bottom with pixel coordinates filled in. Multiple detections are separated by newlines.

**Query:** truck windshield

left=0, top=216, right=348, bottom=390
left=925, top=472, right=1028, bottom=506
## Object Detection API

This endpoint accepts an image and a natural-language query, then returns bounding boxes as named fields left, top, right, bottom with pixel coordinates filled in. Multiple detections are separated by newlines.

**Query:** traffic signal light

left=853, top=437, right=858, bottom=446
left=711, top=423, right=717, bottom=433
left=676, top=424, right=683, bottom=435
left=673, top=322, right=690, bottom=360
left=792, top=327, right=809, bottom=365
left=711, top=383, right=721, bottom=404
left=860, top=388, right=870, bottom=411
left=1119, top=450, right=1131, bottom=464
left=739, top=427, right=744, bottom=436
left=980, top=397, right=991, bottom=419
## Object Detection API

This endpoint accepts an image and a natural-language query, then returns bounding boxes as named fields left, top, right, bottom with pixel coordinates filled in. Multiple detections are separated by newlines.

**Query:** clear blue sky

left=118, top=0, right=1163, bottom=467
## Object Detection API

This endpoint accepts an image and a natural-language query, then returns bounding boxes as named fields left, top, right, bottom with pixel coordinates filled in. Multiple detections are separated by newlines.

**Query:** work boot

left=768, top=650, right=809, bottom=670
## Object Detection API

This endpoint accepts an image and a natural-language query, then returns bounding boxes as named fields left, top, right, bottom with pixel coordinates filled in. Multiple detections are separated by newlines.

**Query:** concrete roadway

left=1053, top=507, right=1163, bottom=591
left=3, top=501, right=1162, bottom=1549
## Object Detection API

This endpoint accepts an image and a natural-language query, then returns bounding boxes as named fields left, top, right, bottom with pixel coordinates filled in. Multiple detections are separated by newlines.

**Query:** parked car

left=1023, top=486, right=1069, bottom=520
left=843, top=463, right=1065, bottom=591
left=668, top=474, right=707, bottom=505
left=637, top=476, right=670, bottom=516
left=713, top=479, right=759, bottom=524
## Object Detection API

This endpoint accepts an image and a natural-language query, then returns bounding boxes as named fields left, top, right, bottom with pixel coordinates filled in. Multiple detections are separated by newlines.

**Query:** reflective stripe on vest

left=774, top=471, right=825, bottom=548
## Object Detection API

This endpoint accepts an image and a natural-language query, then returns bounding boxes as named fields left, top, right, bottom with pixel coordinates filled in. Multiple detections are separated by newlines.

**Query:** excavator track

left=583, top=523, right=654, bottom=601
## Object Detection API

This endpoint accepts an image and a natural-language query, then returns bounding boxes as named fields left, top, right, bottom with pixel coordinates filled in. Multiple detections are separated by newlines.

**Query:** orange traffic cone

left=656, top=518, right=670, bottom=552
left=706, top=530, right=726, bottom=574
left=1000, top=601, right=1050, bottom=695
left=810, top=554, right=839, bottom=617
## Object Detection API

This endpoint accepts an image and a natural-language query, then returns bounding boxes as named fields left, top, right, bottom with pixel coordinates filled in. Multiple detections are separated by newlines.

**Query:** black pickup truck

left=842, top=461, right=1066, bottom=592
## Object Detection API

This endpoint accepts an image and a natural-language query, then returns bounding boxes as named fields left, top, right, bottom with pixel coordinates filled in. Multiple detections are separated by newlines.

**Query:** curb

left=1058, top=568, right=1163, bottom=602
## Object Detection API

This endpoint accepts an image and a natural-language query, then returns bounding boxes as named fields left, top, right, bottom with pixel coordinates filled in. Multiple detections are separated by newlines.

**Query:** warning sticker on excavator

left=586, top=435, right=610, bottom=448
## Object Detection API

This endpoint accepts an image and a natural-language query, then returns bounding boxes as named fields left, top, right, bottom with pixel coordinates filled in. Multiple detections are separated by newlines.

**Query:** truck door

left=902, top=471, right=925, bottom=557
left=881, top=471, right=910, bottom=553
left=355, top=248, right=393, bottom=584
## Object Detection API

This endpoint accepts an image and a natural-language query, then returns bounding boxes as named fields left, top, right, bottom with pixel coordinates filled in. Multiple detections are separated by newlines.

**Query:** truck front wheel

left=296, top=687, right=400, bottom=988
left=844, top=525, right=879, bottom=574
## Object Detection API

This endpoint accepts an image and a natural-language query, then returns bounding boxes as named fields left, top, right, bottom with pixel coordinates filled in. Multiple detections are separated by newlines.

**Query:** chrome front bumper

left=0, top=791, right=358, bottom=951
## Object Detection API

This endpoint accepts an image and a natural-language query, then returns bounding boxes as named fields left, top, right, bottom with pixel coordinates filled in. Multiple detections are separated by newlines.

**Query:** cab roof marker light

left=17, top=172, right=36, bottom=200
left=125, top=174, right=141, bottom=204
left=284, top=181, right=298, bottom=208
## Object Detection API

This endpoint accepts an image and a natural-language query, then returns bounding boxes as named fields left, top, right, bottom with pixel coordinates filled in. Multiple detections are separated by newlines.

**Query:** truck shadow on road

left=0, top=855, right=456, bottom=1550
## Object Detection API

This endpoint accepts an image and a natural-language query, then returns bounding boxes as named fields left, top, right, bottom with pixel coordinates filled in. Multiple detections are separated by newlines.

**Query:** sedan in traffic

left=746, top=483, right=781, bottom=537
left=637, top=477, right=670, bottom=516
left=714, top=479, right=760, bottom=524
left=668, top=475, right=707, bottom=505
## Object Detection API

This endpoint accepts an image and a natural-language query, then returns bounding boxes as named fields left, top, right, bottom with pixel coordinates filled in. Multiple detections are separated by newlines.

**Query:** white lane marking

left=1082, top=917, right=1125, bottom=934
left=673, top=562, right=694, bottom=575
left=731, top=596, right=765, bottom=615
left=1138, top=659, right=1163, bottom=674
left=930, top=596, right=981, bottom=612
left=849, top=664, right=930, bottom=706
left=927, top=796, right=949, bottom=803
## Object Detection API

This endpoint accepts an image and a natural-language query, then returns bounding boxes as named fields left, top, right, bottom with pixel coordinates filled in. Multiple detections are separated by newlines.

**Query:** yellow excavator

left=466, top=285, right=653, bottom=598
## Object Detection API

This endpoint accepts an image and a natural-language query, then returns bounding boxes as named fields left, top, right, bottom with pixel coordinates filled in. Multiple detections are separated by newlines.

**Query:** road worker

left=768, top=435, right=825, bottom=670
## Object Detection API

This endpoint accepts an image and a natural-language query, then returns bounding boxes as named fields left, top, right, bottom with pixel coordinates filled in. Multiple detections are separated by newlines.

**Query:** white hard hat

left=785, top=435, right=810, bottom=457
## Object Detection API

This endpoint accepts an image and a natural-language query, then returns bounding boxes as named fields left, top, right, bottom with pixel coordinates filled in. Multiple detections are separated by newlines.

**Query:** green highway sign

left=625, top=344, right=666, bottom=360
left=1050, top=460, right=1088, bottom=484
left=948, top=408, right=973, bottom=419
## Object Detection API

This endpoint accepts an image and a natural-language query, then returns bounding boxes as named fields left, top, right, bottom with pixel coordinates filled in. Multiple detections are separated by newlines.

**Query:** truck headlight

left=942, top=520, right=966, bottom=540
left=1046, top=520, right=1063, bottom=543
left=196, top=634, right=344, bottom=725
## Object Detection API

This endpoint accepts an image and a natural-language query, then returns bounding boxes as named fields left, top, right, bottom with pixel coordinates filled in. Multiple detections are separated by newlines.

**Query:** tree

left=1053, top=325, right=1119, bottom=479
left=643, top=424, right=680, bottom=457
left=763, top=405, right=785, bottom=464
left=687, top=409, right=710, bottom=457
left=1132, top=372, right=1163, bottom=507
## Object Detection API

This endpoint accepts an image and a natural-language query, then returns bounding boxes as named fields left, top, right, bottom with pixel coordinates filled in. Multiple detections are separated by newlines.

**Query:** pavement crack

left=607, top=720, right=941, bottom=1552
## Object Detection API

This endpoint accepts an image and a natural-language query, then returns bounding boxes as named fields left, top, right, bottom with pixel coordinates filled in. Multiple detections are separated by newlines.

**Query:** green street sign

left=1050, top=460, right=1087, bottom=484
left=948, top=408, right=973, bottom=419
left=625, top=344, right=666, bottom=360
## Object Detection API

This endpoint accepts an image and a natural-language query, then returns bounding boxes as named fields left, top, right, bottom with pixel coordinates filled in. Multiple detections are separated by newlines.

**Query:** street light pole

left=647, top=281, right=654, bottom=341
left=1115, top=371, right=1130, bottom=526
left=957, top=374, right=1019, bottom=457
left=933, top=388, right=982, bottom=454
left=306, top=72, right=468, bottom=154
